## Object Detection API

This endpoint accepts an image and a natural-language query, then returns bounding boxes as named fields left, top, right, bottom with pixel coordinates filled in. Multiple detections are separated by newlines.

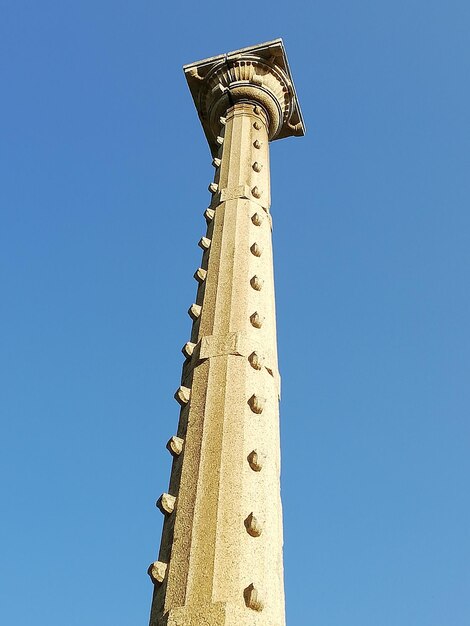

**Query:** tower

left=149, top=39, right=304, bottom=626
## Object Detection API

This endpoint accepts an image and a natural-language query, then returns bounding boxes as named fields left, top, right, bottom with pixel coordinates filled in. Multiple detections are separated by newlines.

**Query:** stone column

left=148, top=40, right=304, bottom=626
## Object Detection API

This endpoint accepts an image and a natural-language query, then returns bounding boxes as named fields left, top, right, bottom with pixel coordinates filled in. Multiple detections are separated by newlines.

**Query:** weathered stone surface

left=149, top=40, right=304, bottom=626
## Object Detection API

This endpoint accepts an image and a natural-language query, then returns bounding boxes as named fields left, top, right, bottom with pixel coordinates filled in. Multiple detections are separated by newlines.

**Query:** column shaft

left=150, top=102, right=285, bottom=626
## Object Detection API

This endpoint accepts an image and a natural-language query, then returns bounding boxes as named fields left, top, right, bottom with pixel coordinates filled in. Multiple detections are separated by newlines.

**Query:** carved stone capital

left=184, top=39, right=305, bottom=154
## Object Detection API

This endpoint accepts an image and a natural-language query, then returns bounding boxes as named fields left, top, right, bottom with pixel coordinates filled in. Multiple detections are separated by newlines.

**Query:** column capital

left=184, top=38, right=305, bottom=154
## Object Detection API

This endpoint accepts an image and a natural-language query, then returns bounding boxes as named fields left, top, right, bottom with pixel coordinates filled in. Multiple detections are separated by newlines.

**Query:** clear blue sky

left=1, top=1, right=469, bottom=624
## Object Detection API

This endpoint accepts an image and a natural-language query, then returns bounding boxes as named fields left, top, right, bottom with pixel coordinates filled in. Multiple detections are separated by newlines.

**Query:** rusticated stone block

left=244, top=583, right=264, bottom=612
left=148, top=560, right=167, bottom=584
left=248, top=394, right=266, bottom=414
left=166, top=435, right=184, bottom=457
left=250, top=242, right=263, bottom=257
left=174, top=385, right=191, bottom=405
left=188, top=303, right=201, bottom=320
left=198, top=236, right=211, bottom=250
left=244, top=512, right=263, bottom=537
left=249, top=311, right=264, bottom=328
left=194, top=267, right=207, bottom=283
left=204, top=208, right=215, bottom=223
left=156, top=493, right=176, bottom=515
left=248, top=351, right=264, bottom=370
left=251, top=212, right=264, bottom=226
left=247, top=449, right=266, bottom=472
left=181, top=341, right=196, bottom=358
left=250, top=275, right=264, bottom=291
